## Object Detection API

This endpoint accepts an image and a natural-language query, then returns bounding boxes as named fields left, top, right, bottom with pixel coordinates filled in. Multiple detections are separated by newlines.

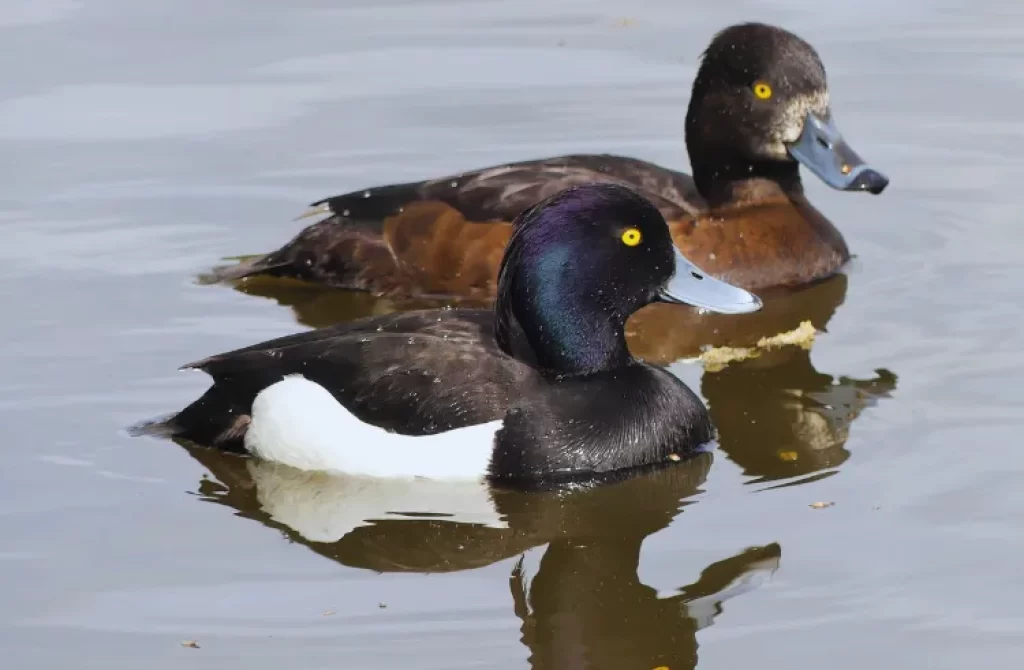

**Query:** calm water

left=3, top=0, right=1024, bottom=667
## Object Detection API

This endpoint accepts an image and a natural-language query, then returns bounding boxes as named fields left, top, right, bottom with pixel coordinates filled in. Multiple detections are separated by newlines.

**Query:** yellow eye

left=621, top=227, right=642, bottom=247
left=753, top=81, right=773, bottom=100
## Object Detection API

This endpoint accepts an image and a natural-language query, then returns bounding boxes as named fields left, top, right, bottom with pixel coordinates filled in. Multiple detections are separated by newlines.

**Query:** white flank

left=248, top=460, right=508, bottom=543
left=244, top=375, right=501, bottom=479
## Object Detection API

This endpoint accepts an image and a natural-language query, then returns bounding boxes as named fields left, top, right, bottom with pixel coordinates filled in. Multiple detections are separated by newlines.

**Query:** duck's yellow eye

left=620, top=227, right=642, bottom=247
left=753, top=82, right=773, bottom=100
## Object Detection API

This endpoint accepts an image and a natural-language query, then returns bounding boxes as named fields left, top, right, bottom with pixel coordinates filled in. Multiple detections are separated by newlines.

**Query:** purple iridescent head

left=494, top=183, right=760, bottom=374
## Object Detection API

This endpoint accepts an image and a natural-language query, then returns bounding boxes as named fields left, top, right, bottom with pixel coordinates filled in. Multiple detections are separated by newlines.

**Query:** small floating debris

left=699, top=320, right=818, bottom=372
left=180, top=640, right=200, bottom=649
left=809, top=501, right=834, bottom=510
left=667, top=453, right=681, bottom=462
left=323, top=610, right=337, bottom=617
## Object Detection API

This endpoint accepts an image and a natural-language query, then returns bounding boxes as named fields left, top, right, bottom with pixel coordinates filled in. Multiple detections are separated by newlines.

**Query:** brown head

left=685, top=23, right=888, bottom=204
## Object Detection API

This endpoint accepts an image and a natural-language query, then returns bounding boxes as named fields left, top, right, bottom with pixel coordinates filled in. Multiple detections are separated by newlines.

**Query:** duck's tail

left=198, top=254, right=284, bottom=285
left=129, top=379, right=261, bottom=453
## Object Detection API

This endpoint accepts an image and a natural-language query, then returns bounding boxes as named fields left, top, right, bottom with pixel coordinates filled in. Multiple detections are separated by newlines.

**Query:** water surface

left=2, top=0, right=1024, bottom=668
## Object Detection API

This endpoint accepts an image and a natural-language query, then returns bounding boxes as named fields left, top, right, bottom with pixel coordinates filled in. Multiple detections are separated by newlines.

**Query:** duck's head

left=685, top=22, right=888, bottom=200
left=495, top=183, right=761, bottom=374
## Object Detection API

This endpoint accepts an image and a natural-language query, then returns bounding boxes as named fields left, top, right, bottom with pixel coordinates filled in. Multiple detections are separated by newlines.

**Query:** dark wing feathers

left=163, top=310, right=536, bottom=450
left=322, top=154, right=704, bottom=223
left=185, top=309, right=494, bottom=371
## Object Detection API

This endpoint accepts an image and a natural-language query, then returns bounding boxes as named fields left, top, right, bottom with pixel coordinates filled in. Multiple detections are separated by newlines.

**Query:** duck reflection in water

left=188, top=447, right=780, bottom=669
left=703, top=348, right=896, bottom=485
left=687, top=273, right=898, bottom=484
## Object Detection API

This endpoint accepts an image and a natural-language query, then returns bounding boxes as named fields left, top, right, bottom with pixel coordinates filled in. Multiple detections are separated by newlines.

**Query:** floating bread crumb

left=699, top=321, right=818, bottom=371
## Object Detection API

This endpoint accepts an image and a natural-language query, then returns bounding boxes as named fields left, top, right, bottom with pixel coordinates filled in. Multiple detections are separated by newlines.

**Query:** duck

left=144, top=184, right=762, bottom=485
left=207, top=22, right=887, bottom=298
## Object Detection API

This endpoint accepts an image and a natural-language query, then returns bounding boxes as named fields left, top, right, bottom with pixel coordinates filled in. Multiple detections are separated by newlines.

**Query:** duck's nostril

left=691, top=272, right=704, bottom=280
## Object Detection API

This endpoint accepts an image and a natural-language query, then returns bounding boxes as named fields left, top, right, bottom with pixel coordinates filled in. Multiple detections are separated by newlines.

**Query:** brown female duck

left=209, top=22, right=888, bottom=297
